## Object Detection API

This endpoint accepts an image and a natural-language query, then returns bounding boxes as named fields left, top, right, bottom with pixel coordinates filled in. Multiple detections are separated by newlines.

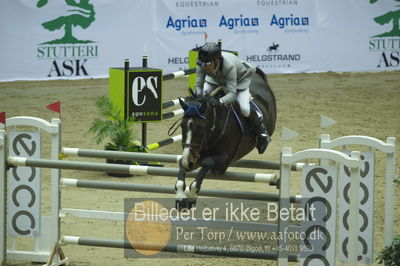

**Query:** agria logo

left=270, top=14, right=310, bottom=33
left=36, top=0, right=98, bottom=77
left=369, top=0, right=400, bottom=68
left=219, top=14, right=260, bottom=33
left=166, top=16, right=207, bottom=31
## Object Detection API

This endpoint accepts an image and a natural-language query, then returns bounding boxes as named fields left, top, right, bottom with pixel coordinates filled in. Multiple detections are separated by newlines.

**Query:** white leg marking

left=185, top=181, right=198, bottom=201
left=182, top=119, right=192, bottom=169
left=175, top=180, right=187, bottom=199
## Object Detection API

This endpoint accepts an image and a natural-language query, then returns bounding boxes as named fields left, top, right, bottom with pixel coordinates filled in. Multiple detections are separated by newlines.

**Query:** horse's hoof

left=257, top=134, right=270, bottom=154
left=175, top=198, right=189, bottom=211
left=184, top=182, right=199, bottom=209
left=187, top=199, right=197, bottom=209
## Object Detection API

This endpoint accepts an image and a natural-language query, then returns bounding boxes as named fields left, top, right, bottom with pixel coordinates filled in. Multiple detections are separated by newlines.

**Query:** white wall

left=0, top=0, right=399, bottom=81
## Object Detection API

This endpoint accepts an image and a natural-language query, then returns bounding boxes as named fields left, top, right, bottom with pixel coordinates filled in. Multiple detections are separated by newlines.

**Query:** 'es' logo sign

left=128, top=70, right=162, bottom=122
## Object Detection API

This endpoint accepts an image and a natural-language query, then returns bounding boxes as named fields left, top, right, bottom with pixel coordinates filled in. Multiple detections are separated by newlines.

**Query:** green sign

left=109, top=68, right=163, bottom=122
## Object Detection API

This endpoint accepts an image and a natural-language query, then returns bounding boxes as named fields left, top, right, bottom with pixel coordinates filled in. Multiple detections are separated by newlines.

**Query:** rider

left=194, top=42, right=270, bottom=154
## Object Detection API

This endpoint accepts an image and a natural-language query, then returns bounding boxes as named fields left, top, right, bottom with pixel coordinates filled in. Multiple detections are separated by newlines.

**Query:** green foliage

left=37, top=0, right=96, bottom=44
left=377, top=235, right=400, bottom=265
left=86, top=96, right=146, bottom=153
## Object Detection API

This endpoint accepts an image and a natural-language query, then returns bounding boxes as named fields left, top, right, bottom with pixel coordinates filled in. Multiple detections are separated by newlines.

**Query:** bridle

left=167, top=87, right=231, bottom=161
left=182, top=103, right=231, bottom=159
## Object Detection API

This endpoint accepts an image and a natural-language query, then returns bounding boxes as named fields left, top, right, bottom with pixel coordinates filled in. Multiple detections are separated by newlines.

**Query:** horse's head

left=179, top=96, right=216, bottom=171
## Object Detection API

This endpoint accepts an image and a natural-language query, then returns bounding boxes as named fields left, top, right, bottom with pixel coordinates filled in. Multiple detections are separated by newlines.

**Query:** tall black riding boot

left=247, top=109, right=271, bottom=154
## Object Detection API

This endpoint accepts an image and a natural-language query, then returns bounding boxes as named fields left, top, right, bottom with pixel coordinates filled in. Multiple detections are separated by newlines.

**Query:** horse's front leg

left=185, top=155, right=225, bottom=208
left=175, top=166, right=189, bottom=210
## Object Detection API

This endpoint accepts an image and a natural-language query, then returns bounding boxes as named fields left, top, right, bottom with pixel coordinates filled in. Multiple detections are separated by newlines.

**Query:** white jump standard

left=1, top=116, right=395, bottom=266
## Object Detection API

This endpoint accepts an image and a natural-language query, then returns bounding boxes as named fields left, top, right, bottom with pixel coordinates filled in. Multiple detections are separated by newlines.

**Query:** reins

left=168, top=87, right=230, bottom=155
left=168, top=117, right=183, bottom=136
left=203, top=105, right=231, bottom=149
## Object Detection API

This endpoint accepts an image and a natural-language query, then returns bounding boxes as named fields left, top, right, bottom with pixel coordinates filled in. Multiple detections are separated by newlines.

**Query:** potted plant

left=376, top=176, right=399, bottom=265
left=86, top=95, right=147, bottom=177
left=377, top=235, right=400, bottom=265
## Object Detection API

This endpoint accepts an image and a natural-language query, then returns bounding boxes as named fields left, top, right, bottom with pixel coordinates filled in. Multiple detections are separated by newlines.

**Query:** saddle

left=231, top=100, right=263, bottom=134
left=212, top=87, right=263, bottom=134
left=226, top=100, right=264, bottom=161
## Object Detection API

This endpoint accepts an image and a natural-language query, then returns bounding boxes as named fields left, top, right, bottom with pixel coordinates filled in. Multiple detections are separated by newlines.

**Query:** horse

left=267, top=42, right=279, bottom=52
left=174, top=68, right=277, bottom=210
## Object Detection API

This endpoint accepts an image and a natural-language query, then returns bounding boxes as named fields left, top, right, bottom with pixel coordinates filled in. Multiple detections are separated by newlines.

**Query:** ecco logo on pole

left=8, top=132, right=41, bottom=238
left=128, top=70, right=162, bottom=122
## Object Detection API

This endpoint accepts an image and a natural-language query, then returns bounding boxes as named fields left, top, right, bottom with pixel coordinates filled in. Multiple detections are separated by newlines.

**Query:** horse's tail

left=255, top=67, right=267, bottom=83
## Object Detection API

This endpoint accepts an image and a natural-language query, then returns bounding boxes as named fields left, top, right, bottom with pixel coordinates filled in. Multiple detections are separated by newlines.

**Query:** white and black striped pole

left=8, top=156, right=279, bottom=184
left=61, top=147, right=306, bottom=171
left=162, top=68, right=196, bottom=81
left=162, top=98, right=184, bottom=109
left=162, top=109, right=184, bottom=120
left=61, top=236, right=299, bottom=261
left=60, top=178, right=300, bottom=203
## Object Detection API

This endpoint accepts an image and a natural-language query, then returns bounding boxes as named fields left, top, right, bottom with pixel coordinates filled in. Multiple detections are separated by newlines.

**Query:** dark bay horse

left=175, top=68, right=276, bottom=209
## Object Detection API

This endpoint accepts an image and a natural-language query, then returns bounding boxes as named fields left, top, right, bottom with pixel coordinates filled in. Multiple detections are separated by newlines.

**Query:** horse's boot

left=247, top=109, right=271, bottom=154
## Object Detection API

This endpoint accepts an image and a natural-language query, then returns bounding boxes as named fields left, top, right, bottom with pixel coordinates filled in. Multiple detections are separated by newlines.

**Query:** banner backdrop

left=0, top=0, right=399, bottom=81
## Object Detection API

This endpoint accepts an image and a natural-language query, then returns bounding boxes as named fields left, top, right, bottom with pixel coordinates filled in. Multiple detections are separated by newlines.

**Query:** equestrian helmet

left=197, top=42, right=221, bottom=67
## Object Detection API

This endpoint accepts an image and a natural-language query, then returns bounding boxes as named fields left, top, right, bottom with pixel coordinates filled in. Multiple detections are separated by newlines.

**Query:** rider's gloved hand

left=209, top=97, right=222, bottom=107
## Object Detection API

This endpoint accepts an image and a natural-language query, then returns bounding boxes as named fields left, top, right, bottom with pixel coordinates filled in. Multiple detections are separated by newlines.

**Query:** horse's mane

left=185, top=94, right=217, bottom=108
left=182, top=94, right=227, bottom=121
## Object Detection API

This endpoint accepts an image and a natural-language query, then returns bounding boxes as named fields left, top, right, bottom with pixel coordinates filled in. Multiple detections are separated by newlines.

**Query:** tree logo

left=36, top=0, right=96, bottom=44
left=370, top=0, right=400, bottom=37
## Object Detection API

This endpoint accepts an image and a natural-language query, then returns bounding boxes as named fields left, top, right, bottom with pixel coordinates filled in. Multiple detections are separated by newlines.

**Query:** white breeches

left=203, top=82, right=250, bottom=117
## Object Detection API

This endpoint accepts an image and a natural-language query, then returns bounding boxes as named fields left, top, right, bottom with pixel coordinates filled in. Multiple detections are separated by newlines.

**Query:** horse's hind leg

left=175, top=166, right=189, bottom=210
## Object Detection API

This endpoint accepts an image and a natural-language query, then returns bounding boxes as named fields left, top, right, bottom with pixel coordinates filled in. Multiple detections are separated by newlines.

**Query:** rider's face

left=202, top=60, right=216, bottom=75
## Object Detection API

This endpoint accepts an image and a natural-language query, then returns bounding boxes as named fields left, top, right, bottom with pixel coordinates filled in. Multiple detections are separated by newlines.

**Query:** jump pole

left=61, top=147, right=306, bottom=171
left=147, top=135, right=182, bottom=151
left=163, top=98, right=184, bottom=109
left=162, top=68, right=196, bottom=81
left=8, top=157, right=278, bottom=184
left=61, top=236, right=299, bottom=261
left=162, top=109, right=184, bottom=120
left=61, top=208, right=300, bottom=232
left=61, top=178, right=300, bottom=203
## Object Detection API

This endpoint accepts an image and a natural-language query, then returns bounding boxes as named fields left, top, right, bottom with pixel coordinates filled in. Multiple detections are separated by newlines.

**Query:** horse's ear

left=188, top=88, right=196, bottom=97
left=179, top=98, right=189, bottom=111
